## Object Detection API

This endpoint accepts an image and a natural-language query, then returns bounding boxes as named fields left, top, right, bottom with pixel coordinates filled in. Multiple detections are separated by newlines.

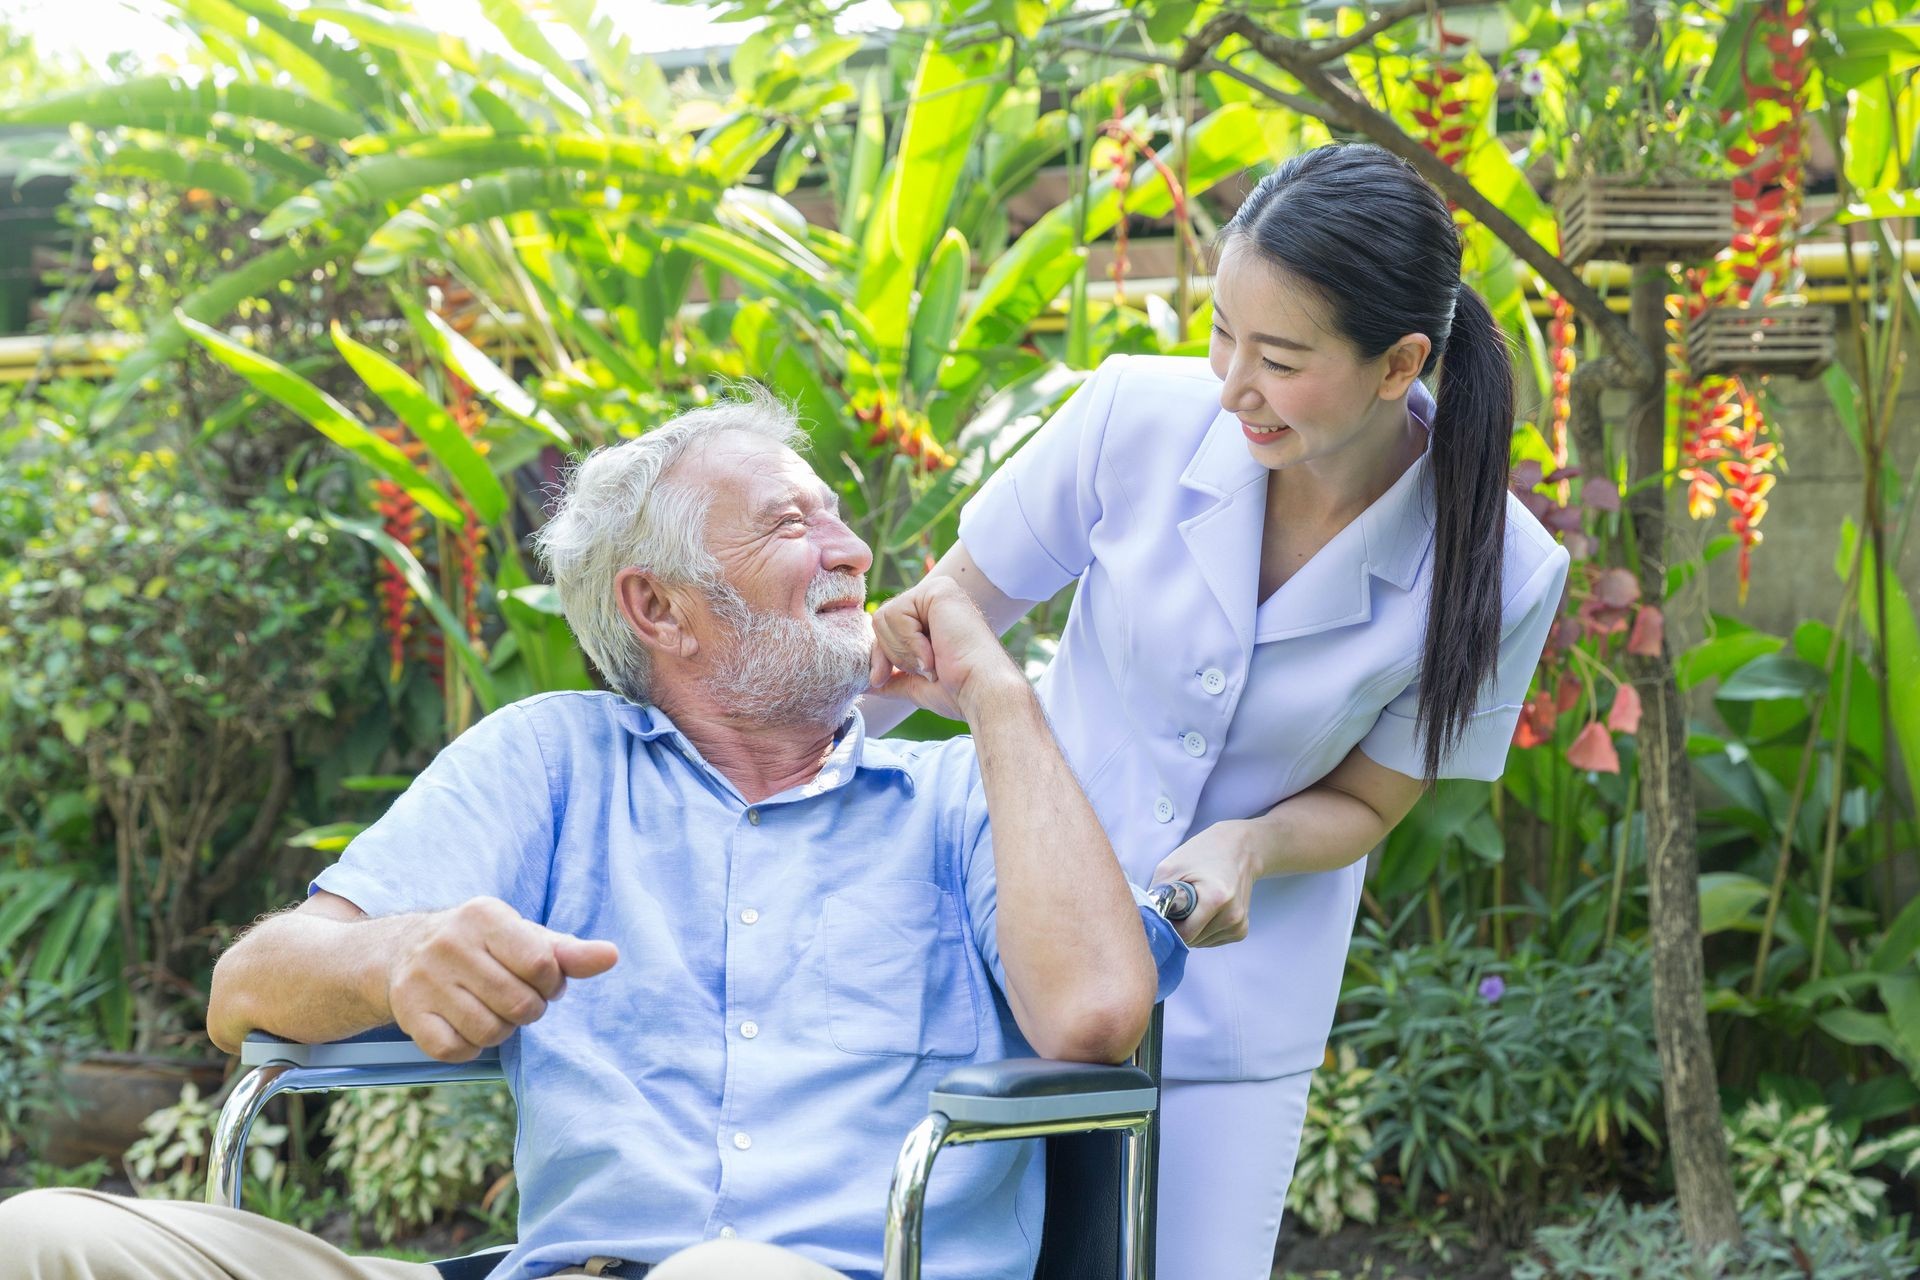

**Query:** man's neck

left=650, top=685, right=845, bottom=804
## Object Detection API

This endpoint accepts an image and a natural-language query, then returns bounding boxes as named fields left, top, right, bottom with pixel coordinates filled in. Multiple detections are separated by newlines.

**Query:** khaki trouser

left=0, top=1190, right=851, bottom=1280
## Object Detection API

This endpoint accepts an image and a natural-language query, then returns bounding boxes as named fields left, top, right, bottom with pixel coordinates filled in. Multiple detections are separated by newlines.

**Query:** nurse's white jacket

left=958, top=354, right=1571, bottom=1081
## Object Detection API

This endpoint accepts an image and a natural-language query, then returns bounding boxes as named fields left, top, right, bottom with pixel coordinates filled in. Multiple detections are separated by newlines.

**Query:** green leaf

left=1816, top=1007, right=1903, bottom=1057
left=400, top=297, right=570, bottom=447
left=1837, top=188, right=1920, bottom=224
left=907, top=229, right=970, bottom=393
left=1, top=75, right=364, bottom=141
left=330, top=321, right=508, bottom=524
left=1677, top=628, right=1784, bottom=691
left=856, top=39, right=1008, bottom=346
left=1871, top=895, right=1920, bottom=973
left=288, top=822, right=367, bottom=852
left=1714, top=653, right=1826, bottom=702
left=93, top=238, right=358, bottom=429
left=1699, top=871, right=1770, bottom=935
left=325, top=514, right=500, bottom=712
left=1840, top=518, right=1920, bottom=809
left=1880, top=973, right=1920, bottom=1074
left=178, top=313, right=464, bottom=523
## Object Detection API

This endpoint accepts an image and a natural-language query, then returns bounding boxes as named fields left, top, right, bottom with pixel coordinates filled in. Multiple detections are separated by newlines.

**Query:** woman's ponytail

left=1417, top=284, right=1513, bottom=780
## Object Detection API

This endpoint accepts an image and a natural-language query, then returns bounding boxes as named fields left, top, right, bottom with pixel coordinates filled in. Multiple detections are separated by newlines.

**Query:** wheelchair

left=207, top=886, right=1195, bottom=1280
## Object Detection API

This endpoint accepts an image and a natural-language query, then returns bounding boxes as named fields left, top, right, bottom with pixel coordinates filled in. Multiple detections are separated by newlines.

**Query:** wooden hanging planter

left=1686, top=302, right=1836, bottom=379
left=1558, top=176, right=1734, bottom=266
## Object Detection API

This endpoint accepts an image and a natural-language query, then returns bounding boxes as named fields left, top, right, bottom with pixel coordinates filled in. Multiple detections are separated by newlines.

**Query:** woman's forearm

left=1238, top=784, right=1400, bottom=879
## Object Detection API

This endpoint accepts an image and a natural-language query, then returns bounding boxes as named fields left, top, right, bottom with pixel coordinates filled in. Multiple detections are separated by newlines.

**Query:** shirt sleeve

left=310, top=702, right=555, bottom=920
left=1358, top=540, right=1571, bottom=781
left=957, top=761, right=1187, bottom=1005
left=956, top=356, right=1128, bottom=604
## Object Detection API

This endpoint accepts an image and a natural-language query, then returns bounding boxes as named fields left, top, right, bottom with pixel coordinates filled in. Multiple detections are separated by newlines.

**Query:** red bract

left=1627, top=605, right=1665, bottom=657
left=1607, top=683, right=1644, bottom=735
left=1594, top=568, right=1641, bottom=609
left=1567, top=721, right=1622, bottom=773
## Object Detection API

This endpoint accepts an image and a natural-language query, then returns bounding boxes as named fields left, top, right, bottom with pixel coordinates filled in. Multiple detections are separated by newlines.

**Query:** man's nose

left=820, top=517, right=872, bottom=577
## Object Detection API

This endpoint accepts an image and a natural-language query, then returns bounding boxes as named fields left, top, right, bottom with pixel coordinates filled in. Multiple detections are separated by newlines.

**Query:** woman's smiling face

left=1207, top=238, right=1423, bottom=471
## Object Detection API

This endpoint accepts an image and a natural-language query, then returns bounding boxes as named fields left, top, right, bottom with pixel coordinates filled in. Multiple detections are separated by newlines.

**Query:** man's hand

left=869, top=577, right=1025, bottom=723
left=385, top=896, right=619, bottom=1063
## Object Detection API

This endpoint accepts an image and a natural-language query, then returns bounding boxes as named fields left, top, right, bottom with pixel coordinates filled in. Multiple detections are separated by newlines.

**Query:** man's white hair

left=532, top=386, right=806, bottom=704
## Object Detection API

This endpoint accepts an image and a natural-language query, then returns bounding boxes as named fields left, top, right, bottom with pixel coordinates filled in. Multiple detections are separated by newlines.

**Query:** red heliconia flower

left=1409, top=19, right=1483, bottom=205
left=1567, top=721, right=1622, bottom=774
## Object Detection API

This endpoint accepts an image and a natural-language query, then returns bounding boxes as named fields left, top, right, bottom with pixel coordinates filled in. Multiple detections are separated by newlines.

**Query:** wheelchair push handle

left=1148, top=881, right=1197, bottom=922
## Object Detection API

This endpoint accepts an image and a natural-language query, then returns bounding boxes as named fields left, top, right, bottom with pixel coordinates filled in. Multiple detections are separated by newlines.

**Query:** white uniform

left=957, top=355, right=1569, bottom=1278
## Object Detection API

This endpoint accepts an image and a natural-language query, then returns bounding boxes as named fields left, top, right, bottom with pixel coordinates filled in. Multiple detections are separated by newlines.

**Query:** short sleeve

left=957, top=356, right=1127, bottom=603
left=311, top=703, right=555, bottom=920
left=957, top=764, right=1187, bottom=1005
left=1359, top=541, right=1571, bottom=781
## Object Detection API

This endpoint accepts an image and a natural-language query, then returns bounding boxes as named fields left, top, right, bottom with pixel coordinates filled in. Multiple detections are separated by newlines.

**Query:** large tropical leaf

left=2, top=75, right=364, bottom=141
left=401, top=297, right=571, bottom=447
left=330, top=321, right=509, bottom=524
left=178, top=312, right=465, bottom=523
left=855, top=39, right=1009, bottom=345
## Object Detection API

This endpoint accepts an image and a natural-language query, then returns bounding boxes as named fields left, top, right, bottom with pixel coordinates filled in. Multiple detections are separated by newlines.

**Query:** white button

left=732, top=1131, right=752, bottom=1150
left=747, top=809, right=760, bottom=825
left=718, top=1226, right=738, bottom=1239
left=740, top=1020, right=759, bottom=1039
left=1181, top=731, right=1207, bottom=757
left=740, top=907, right=760, bottom=925
left=1153, top=796, right=1175, bottom=824
left=1201, top=668, right=1226, bottom=695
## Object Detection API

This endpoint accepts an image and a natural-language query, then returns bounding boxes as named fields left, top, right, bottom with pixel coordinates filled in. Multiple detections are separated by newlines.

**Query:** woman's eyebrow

left=1212, top=301, right=1314, bottom=351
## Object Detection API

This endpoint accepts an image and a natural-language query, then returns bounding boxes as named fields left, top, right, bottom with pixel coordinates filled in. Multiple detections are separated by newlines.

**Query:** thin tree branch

left=1306, top=0, right=1432, bottom=65
left=1167, top=13, right=1660, bottom=388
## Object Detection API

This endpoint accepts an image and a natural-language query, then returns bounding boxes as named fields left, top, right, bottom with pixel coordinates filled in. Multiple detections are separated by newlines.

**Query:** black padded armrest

left=930, top=1059, right=1156, bottom=1126
left=240, top=1026, right=501, bottom=1069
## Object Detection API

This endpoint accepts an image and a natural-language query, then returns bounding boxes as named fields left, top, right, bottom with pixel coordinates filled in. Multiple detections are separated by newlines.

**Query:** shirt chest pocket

left=822, top=880, right=980, bottom=1058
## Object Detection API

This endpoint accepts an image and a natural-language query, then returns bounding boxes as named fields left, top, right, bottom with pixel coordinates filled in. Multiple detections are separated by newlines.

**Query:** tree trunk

left=1624, top=259, right=1742, bottom=1248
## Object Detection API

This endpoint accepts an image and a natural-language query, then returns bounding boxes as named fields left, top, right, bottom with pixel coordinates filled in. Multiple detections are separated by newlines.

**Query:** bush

left=1513, top=1192, right=1920, bottom=1279
left=1336, top=924, right=1661, bottom=1239
left=0, top=440, right=369, bottom=1042
left=0, top=979, right=101, bottom=1159
left=323, top=1084, right=515, bottom=1242
left=1286, top=1045, right=1380, bottom=1235
left=1725, top=1097, right=1920, bottom=1233
left=125, top=1082, right=285, bottom=1202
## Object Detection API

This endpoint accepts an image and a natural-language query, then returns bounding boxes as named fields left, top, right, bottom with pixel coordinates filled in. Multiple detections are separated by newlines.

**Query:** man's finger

left=485, top=921, right=567, bottom=999
left=554, top=936, right=619, bottom=978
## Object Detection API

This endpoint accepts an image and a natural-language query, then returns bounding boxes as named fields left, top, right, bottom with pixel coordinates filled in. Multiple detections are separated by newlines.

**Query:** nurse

left=865, top=143, right=1569, bottom=1277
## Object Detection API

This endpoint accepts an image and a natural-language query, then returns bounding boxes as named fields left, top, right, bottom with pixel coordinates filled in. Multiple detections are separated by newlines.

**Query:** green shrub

left=1513, top=1192, right=1920, bottom=1279
left=125, top=1082, right=285, bottom=1202
left=0, top=979, right=101, bottom=1158
left=1726, top=1097, right=1920, bottom=1233
left=322, top=1084, right=515, bottom=1243
left=1286, top=1044, right=1380, bottom=1236
left=1337, top=924, right=1660, bottom=1238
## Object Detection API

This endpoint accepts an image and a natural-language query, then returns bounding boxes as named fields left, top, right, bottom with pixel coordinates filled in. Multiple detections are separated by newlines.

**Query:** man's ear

left=615, top=568, right=698, bottom=661
left=1377, top=333, right=1432, bottom=402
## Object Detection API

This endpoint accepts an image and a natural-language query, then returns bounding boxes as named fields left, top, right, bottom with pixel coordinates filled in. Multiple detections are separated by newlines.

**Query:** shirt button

left=718, top=1226, right=738, bottom=1239
left=739, top=907, right=760, bottom=925
left=1153, top=796, right=1175, bottom=824
left=746, top=809, right=760, bottom=826
left=740, top=1020, right=760, bottom=1039
left=1181, top=731, right=1207, bottom=758
left=732, top=1131, right=752, bottom=1150
left=1201, top=667, right=1226, bottom=695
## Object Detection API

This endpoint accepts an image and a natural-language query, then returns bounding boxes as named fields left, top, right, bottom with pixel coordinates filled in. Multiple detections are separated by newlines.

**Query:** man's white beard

left=705, top=572, right=873, bottom=726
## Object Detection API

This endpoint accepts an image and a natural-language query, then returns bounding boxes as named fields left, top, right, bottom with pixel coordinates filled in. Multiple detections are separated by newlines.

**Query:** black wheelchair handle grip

left=1149, top=881, right=1197, bottom=922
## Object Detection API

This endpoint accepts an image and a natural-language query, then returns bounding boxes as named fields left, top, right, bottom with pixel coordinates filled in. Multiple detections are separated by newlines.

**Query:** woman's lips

left=1240, top=419, right=1292, bottom=442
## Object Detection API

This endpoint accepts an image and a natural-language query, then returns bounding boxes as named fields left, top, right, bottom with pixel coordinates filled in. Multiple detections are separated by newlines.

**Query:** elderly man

left=2, top=391, right=1183, bottom=1280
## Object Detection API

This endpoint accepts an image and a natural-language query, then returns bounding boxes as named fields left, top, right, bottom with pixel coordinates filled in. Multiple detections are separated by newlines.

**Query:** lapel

left=1177, top=409, right=1268, bottom=657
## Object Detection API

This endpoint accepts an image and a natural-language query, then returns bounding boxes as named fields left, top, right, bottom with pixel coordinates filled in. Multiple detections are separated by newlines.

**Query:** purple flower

left=1478, top=975, right=1506, bottom=1003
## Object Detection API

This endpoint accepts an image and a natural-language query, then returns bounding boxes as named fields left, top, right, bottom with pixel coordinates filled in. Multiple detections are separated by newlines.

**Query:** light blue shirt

left=313, top=691, right=1184, bottom=1280
left=959, top=355, right=1569, bottom=1081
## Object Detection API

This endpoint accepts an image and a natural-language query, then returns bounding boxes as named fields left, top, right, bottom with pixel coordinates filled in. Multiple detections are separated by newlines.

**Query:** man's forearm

left=963, top=678, right=1157, bottom=1062
left=206, top=911, right=412, bottom=1053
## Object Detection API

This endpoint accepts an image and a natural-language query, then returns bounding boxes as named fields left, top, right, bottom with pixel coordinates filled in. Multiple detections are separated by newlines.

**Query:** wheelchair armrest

left=929, top=1058, right=1156, bottom=1127
left=240, top=1027, right=502, bottom=1070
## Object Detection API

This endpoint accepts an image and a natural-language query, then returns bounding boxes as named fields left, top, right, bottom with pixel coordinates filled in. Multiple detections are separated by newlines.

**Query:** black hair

left=1222, top=143, right=1514, bottom=782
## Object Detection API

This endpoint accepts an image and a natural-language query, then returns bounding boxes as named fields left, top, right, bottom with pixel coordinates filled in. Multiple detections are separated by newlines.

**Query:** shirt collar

left=1179, top=389, right=1436, bottom=592
left=610, top=699, right=917, bottom=800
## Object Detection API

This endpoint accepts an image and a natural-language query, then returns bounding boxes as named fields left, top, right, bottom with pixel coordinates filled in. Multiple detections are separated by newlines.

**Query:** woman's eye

left=1262, top=358, right=1293, bottom=374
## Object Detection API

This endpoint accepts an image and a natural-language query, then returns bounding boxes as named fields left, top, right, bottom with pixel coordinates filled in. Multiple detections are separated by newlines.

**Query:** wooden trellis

left=1687, top=303, right=1837, bottom=379
left=1559, top=177, right=1734, bottom=267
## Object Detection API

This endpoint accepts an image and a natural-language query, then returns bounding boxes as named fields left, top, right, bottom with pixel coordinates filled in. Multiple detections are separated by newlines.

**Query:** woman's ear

left=615, top=568, right=698, bottom=660
left=1377, top=333, right=1433, bottom=401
